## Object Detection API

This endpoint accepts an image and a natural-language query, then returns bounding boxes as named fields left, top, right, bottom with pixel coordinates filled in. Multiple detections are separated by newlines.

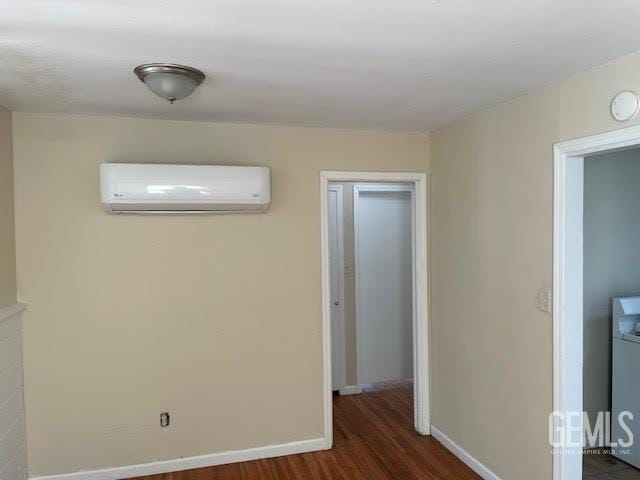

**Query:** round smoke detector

left=610, top=91, right=640, bottom=122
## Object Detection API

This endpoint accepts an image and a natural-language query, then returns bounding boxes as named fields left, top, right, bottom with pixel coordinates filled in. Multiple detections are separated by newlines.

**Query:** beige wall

left=0, top=107, right=17, bottom=308
left=583, top=148, right=640, bottom=424
left=430, top=50, right=640, bottom=480
left=12, top=113, right=429, bottom=475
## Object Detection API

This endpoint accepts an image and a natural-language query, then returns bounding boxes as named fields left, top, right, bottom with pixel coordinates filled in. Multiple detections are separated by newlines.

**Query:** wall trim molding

left=430, top=425, right=502, bottom=480
left=29, top=437, right=327, bottom=480
left=0, top=303, right=26, bottom=324
left=338, top=385, right=362, bottom=396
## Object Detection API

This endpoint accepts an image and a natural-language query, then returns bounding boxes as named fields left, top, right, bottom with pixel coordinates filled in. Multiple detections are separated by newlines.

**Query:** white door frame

left=327, top=183, right=347, bottom=391
left=353, top=182, right=415, bottom=389
left=554, top=124, right=640, bottom=480
left=320, top=171, right=430, bottom=450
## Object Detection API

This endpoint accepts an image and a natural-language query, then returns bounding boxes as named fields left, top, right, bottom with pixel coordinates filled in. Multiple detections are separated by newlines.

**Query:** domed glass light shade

left=134, top=64, right=205, bottom=104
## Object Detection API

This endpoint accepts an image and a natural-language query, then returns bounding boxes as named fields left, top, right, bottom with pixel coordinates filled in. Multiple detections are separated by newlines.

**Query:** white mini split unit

left=100, top=163, right=270, bottom=214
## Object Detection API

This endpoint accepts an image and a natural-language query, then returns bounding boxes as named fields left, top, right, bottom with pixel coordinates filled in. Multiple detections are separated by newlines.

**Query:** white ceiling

left=2, top=0, right=640, bottom=132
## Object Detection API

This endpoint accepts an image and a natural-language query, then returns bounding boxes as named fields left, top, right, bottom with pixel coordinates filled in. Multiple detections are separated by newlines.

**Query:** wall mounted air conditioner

left=100, top=163, right=270, bottom=214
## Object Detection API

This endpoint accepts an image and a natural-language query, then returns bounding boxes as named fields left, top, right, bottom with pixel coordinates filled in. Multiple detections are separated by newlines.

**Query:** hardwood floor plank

left=129, top=381, right=480, bottom=480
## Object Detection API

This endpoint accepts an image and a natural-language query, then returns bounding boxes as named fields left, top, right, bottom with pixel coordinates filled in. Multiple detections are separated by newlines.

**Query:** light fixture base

left=134, top=63, right=205, bottom=103
left=134, top=63, right=205, bottom=84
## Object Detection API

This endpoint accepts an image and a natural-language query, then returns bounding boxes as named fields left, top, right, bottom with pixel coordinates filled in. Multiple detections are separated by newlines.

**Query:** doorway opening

left=320, top=171, right=429, bottom=449
left=329, top=182, right=414, bottom=394
left=581, top=149, right=640, bottom=479
left=554, top=124, right=640, bottom=480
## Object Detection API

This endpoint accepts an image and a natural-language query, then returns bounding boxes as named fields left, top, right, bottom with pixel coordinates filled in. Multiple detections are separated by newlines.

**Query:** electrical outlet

left=160, top=412, right=170, bottom=428
left=538, top=288, right=552, bottom=314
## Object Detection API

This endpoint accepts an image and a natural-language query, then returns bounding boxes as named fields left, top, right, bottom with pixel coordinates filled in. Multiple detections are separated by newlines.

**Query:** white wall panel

left=0, top=309, right=25, bottom=480
left=0, top=393, right=23, bottom=443
left=0, top=442, right=27, bottom=480
left=355, top=188, right=413, bottom=384
left=0, top=365, right=21, bottom=409
left=0, top=420, right=25, bottom=469
left=0, top=316, right=19, bottom=342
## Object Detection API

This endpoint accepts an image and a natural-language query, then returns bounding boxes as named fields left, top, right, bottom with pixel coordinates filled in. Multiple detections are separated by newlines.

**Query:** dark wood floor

left=583, top=448, right=640, bottom=479
left=134, top=381, right=480, bottom=480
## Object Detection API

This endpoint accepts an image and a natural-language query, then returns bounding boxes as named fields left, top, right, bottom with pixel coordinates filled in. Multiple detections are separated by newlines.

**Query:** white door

left=355, top=185, right=413, bottom=385
left=328, top=186, right=345, bottom=391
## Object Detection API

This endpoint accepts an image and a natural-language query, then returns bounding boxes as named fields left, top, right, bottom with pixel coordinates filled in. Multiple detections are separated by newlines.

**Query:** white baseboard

left=338, top=385, right=362, bottom=395
left=29, top=437, right=327, bottom=480
left=431, top=425, right=502, bottom=480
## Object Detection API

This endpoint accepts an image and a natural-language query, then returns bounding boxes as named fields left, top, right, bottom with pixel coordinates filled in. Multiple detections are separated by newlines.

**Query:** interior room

left=582, top=148, right=640, bottom=479
left=3, top=2, right=640, bottom=480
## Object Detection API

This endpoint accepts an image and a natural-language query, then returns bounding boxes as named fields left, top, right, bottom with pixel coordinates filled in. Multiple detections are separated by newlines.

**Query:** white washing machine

left=611, top=296, right=640, bottom=467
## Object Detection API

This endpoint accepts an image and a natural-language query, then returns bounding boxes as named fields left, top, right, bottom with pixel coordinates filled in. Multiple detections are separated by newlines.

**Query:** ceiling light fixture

left=134, top=63, right=205, bottom=104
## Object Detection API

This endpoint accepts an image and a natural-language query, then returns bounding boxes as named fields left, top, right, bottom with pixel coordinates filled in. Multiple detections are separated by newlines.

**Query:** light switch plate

left=538, top=287, right=552, bottom=314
